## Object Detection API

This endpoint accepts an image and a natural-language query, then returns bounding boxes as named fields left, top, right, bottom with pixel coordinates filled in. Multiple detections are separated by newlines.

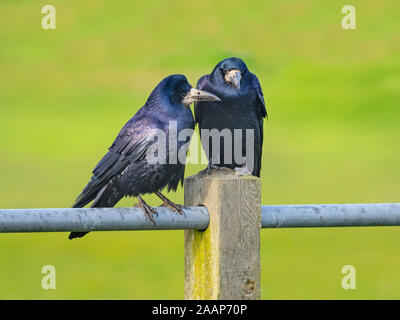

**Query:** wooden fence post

left=184, top=173, right=261, bottom=300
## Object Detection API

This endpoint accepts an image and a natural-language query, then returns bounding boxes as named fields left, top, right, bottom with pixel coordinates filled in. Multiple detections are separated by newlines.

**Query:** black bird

left=69, top=74, right=220, bottom=239
left=194, top=57, right=267, bottom=177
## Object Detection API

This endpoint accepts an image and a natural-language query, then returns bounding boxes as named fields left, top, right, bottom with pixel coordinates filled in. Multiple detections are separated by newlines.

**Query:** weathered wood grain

left=184, top=172, right=261, bottom=300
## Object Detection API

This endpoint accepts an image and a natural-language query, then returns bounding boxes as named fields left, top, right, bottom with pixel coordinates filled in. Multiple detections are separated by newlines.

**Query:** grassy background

left=0, top=0, right=399, bottom=299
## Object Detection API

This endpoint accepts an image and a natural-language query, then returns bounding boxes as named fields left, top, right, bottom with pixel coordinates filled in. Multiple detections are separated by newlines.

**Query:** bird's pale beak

left=183, top=88, right=221, bottom=106
left=224, top=69, right=242, bottom=89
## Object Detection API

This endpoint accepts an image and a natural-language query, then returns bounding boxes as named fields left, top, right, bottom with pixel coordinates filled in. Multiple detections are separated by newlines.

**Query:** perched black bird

left=194, top=57, right=267, bottom=177
left=69, top=75, right=220, bottom=239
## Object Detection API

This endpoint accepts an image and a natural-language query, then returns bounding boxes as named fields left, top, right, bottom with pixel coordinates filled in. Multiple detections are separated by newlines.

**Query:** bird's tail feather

left=69, top=232, right=87, bottom=240
left=69, top=185, right=122, bottom=240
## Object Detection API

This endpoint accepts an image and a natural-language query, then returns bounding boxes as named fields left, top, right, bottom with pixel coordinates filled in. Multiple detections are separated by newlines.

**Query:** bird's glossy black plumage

left=194, top=57, right=267, bottom=177
left=69, top=74, right=220, bottom=239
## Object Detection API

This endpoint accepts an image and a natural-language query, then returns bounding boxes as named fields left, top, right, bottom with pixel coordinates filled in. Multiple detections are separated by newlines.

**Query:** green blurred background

left=0, top=0, right=399, bottom=299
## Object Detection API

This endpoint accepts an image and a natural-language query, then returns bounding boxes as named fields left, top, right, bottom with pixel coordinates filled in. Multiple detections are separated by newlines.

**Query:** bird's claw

left=234, top=166, right=252, bottom=176
left=134, top=202, right=158, bottom=225
left=198, top=163, right=235, bottom=177
left=197, top=166, right=212, bottom=178
left=161, top=201, right=186, bottom=217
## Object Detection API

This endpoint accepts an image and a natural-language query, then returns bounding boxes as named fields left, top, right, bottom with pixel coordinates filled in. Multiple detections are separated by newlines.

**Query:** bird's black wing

left=73, top=116, right=161, bottom=208
left=194, top=75, right=209, bottom=125
left=251, top=73, right=267, bottom=119
left=250, top=73, right=267, bottom=177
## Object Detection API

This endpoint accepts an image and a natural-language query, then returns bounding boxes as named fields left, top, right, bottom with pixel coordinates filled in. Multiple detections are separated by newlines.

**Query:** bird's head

left=213, top=57, right=248, bottom=90
left=161, top=74, right=221, bottom=107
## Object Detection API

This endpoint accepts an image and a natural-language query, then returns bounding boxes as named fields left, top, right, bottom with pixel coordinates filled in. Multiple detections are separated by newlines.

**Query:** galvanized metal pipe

left=1, top=203, right=400, bottom=233
left=262, top=203, right=400, bottom=228
left=0, top=207, right=209, bottom=233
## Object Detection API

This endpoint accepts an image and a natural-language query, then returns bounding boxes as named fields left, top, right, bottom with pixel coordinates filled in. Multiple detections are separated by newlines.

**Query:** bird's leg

left=155, top=191, right=186, bottom=216
left=198, top=162, right=235, bottom=177
left=197, top=162, right=214, bottom=177
left=134, top=195, right=158, bottom=225
left=234, top=164, right=252, bottom=176
left=212, top=164, right=235, bottom=173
